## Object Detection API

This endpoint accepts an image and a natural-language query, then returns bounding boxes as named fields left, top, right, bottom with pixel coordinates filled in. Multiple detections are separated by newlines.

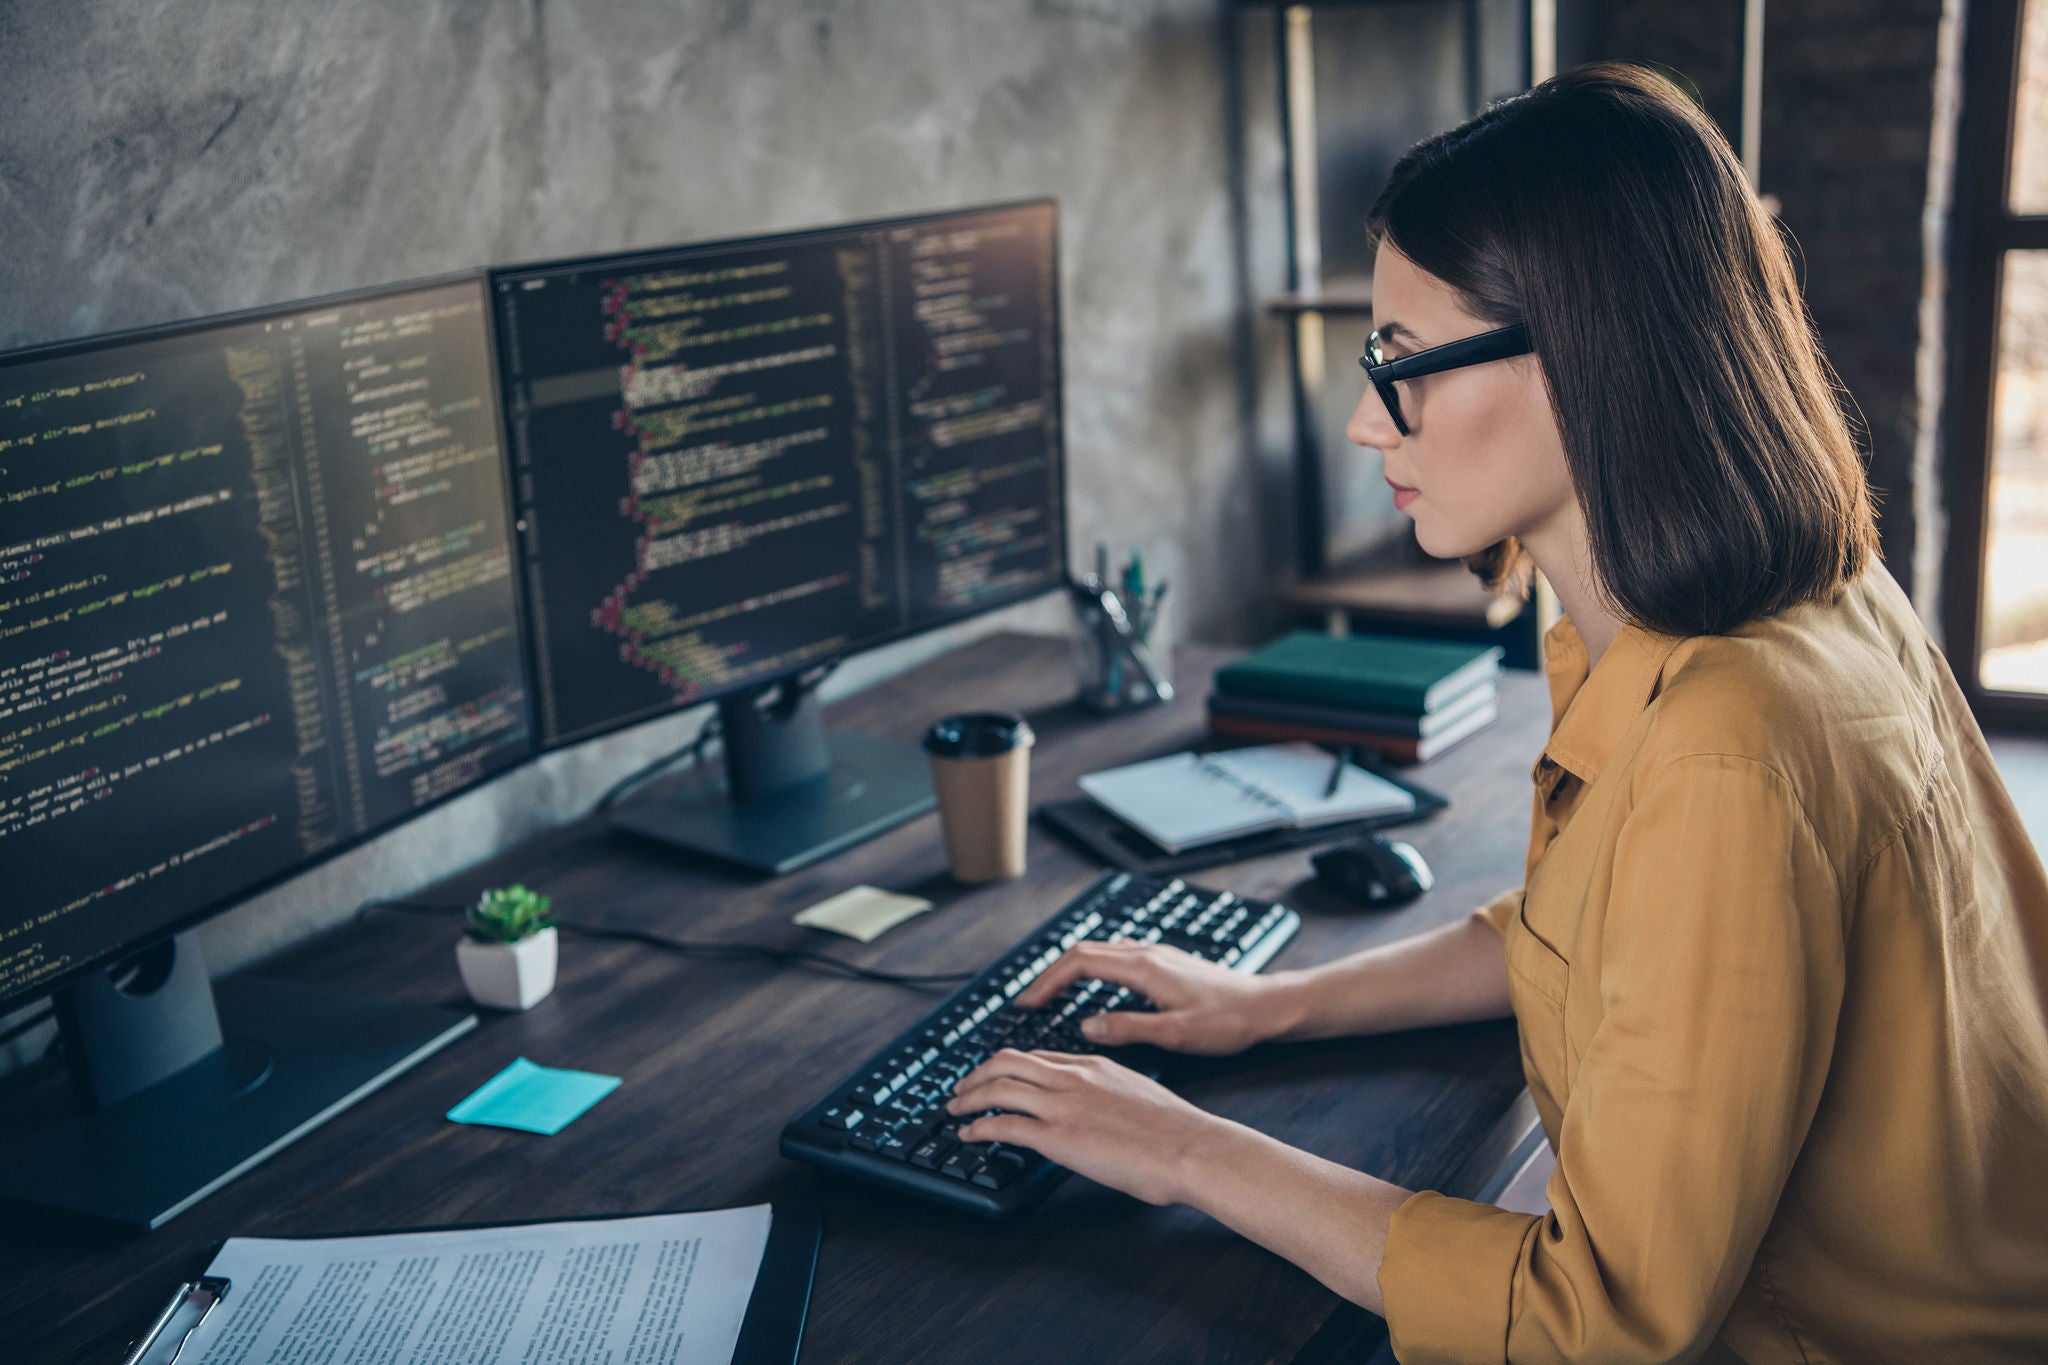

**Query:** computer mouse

left=1311, top=835, right=1434, bottom=908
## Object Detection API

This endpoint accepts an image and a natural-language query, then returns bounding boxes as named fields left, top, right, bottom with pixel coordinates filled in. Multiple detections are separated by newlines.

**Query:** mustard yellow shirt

left=1377, top=569, right=2048, bottom=1363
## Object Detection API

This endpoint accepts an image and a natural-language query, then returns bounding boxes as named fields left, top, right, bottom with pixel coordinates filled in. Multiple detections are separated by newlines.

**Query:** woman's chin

left=1410, top=518, right=1491, bottom=562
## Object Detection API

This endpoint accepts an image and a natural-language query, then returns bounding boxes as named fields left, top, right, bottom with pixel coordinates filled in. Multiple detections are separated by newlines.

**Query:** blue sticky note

left=447, top=1057, right=621, bottom=1135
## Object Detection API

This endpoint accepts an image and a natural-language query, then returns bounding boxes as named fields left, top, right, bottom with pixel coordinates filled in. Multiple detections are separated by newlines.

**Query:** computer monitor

left=0, top=276, right=533, bottom=1227
left=493, top=200, right=1066, bottom=872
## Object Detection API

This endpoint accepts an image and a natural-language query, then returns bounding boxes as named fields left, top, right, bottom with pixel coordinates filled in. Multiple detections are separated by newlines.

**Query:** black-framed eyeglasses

left=1359, top=323, right=1533, bottom=436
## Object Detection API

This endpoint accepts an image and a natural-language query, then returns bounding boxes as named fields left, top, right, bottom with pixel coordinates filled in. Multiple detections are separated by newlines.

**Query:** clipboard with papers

left=122, top=1203, right=821, bottom=1365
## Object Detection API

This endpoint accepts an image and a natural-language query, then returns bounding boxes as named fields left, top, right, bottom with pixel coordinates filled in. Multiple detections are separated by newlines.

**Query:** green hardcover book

left=1215, top=631, right=1504, bottom=714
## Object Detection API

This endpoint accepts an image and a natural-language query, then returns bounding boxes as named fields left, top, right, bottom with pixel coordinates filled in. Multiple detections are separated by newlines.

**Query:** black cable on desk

left=358, top=898, right=976, bottom=988
left=593, top=713, right=725, bottom=813
left=592, top=658, right=844, bottom=816
left=593, top=658, right=847, bottom=818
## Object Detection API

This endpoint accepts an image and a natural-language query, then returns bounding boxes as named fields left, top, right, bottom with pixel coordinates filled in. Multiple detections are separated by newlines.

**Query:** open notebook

left=1078, top=742, right=1417, bottom=854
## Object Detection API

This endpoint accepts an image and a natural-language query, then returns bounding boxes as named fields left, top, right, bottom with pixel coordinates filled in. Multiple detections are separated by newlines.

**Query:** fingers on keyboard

left=789, top=875, right=1297, bottom=1213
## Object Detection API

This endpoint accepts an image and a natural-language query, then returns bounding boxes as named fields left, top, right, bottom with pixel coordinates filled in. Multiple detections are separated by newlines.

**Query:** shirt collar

left=1538, top=614, right=1685, bottom=788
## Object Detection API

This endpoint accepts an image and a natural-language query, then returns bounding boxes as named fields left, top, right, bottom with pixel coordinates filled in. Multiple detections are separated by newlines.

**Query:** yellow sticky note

left=794, top=885, right=934, bottom=943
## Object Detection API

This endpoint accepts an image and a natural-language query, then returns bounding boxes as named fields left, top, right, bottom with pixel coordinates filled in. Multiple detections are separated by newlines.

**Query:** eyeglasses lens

left=1362, top=331, right=1407, bottom=435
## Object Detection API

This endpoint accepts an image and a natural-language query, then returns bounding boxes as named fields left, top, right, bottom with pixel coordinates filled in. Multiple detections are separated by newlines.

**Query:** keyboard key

left=875, top=1131, right=915, bottom=1162
left=939, top=1147, right=983, bottom=1181
left=973, top=1151, right=1030, bottom=1189
left=909, top=1138, right=953, bottom=1170
left=820, top=1105, right=864, bottom=1131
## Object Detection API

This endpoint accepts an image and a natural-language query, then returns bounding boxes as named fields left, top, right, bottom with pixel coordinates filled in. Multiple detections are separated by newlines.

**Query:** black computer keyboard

left=780, top=871, right=1300, bottom=1217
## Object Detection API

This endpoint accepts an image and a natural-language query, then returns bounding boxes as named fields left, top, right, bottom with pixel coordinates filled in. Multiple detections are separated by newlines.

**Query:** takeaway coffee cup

left=922, top=712, right=1035, bottom=883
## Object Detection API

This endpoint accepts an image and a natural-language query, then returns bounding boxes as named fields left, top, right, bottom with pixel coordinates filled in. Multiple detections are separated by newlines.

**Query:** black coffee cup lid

left=923, top=711, right=1034, bottom=758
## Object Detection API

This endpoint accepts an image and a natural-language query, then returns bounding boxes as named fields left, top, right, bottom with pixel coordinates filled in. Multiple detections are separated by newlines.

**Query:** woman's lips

left=1386, top=477, right=1419, bottom=512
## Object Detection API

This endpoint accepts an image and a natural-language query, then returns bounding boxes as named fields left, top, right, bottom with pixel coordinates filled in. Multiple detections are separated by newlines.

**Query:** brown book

left=1208, top=701, right=1499, bottom=765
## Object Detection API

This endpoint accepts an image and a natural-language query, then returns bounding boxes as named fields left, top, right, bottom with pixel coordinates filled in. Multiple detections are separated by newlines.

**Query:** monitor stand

left=606, top=681, right=935, bottom=876
left=0, top=934, right=473, bottom=1231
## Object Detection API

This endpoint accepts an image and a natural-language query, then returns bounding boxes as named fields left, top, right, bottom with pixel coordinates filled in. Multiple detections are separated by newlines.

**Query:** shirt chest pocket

left=1505, top=908, right=1573, bottom=1103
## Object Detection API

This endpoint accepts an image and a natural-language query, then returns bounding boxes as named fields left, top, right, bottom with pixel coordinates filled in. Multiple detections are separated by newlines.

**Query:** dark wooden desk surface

left=1, top=632, right=1549, bottom=1365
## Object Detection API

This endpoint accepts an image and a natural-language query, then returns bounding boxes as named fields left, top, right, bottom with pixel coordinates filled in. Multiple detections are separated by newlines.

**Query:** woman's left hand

left=946, top=1047, right=1224, bottom=1207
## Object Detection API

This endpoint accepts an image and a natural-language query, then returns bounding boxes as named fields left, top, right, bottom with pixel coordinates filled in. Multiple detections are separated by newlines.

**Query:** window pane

left=2014, top=0, right=2048, bottom=213
left=1981, top=252, right=2048, bottom=692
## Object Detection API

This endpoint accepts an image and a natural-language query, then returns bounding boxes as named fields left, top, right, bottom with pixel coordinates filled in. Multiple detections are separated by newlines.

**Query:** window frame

left=1947, top=0, right=2048, bottom=725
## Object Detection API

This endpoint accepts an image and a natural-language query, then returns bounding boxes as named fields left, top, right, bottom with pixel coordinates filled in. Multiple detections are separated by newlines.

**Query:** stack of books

left=1208, top=631, right=1503, bottom=764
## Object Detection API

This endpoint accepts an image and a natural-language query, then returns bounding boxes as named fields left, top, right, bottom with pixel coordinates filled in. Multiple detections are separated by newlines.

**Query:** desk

left=1, top=632, right=1549, bottom=1364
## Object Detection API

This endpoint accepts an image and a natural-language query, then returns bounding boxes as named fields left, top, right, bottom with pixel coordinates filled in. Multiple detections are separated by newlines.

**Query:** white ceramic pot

left=455, top=926, right=558, bottom=1010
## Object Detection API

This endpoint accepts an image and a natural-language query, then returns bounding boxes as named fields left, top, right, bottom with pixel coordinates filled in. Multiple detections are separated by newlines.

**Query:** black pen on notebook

left=1323, top=745, right=1351, bottom=798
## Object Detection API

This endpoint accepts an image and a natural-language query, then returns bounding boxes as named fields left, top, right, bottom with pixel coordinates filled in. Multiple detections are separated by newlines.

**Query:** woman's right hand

left=1016, top=939, right=1296, bottom=1056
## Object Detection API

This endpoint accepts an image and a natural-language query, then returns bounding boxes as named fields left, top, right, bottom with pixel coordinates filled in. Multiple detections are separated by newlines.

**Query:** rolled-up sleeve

left=1378, top=753, right=1846, bottom=1364
left=1473, top=885, right=1523, bottom=937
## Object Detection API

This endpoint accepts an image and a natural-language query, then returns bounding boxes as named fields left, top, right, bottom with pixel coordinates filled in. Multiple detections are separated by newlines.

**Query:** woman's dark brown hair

left=1365, top=62, right=1879, bottom=636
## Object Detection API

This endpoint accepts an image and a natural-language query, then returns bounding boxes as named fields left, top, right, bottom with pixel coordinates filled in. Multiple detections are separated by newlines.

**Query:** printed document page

left=179, top=1204, right=773, bottom=1365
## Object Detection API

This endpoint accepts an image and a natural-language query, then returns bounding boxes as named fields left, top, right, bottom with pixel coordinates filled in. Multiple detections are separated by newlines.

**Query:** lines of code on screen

left=0, top=283, right=530, bottom=1004
left=496, top=203, right=1064, bottom=746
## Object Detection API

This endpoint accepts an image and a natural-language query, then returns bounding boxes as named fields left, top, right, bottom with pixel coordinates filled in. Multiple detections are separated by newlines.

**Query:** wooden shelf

left=1266, top=275, right=1374, bottom=316
left=1279, top=545, right=1527, bottom=632
left=1233, top=1, right=1474, bottom=8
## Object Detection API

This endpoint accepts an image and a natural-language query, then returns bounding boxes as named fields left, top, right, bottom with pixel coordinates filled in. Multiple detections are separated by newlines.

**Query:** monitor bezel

left=488, top=197, right=1071, bottom=751
left=0, top=270, right=541, bottom=1011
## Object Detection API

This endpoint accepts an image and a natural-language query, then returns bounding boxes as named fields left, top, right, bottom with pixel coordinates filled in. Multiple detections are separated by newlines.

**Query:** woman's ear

left=1465, top=537, right=1535, bottom=600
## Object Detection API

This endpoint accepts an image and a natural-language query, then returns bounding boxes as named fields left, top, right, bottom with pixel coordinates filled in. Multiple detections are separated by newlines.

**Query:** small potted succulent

left=455, top=884, right=558, bottom=1010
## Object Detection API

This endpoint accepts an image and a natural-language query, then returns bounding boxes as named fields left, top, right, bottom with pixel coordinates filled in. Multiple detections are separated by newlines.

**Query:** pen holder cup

left=1072, top=588, right=1173, bottom=714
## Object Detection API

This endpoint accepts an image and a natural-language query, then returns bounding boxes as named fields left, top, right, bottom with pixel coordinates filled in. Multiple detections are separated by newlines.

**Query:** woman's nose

left=1347, top=386, right=1401, bottom=450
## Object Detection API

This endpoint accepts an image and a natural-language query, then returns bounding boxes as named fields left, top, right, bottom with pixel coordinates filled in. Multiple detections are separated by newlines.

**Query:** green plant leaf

left=467, top=883, right=556, bottom=943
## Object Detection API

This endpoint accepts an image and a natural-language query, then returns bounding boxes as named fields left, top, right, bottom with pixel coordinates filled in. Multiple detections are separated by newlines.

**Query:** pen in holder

left=1071, top=566, right=1174, bottom=713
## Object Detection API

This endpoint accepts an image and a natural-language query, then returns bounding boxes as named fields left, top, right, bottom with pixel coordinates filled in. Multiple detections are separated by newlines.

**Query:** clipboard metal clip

left=122, top=1275, right=230, bottom=1365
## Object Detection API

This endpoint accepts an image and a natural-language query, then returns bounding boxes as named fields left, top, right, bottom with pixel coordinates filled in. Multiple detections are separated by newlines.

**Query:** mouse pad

left=1038, top=767, right=1446, bottom=876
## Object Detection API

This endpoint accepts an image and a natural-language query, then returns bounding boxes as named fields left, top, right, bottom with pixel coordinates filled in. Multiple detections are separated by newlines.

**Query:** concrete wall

left=0, top=0, right=1286, bottom=1052
left=0, top=2, right=1275, bottom=641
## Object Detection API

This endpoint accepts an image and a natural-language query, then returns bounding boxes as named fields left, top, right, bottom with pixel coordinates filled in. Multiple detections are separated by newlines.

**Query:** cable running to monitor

left=357, top=898, right=975, bottom=987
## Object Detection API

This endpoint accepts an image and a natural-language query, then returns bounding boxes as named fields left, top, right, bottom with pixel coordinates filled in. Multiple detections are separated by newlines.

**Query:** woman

left=949, top=64, right=2048, bottom=1363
